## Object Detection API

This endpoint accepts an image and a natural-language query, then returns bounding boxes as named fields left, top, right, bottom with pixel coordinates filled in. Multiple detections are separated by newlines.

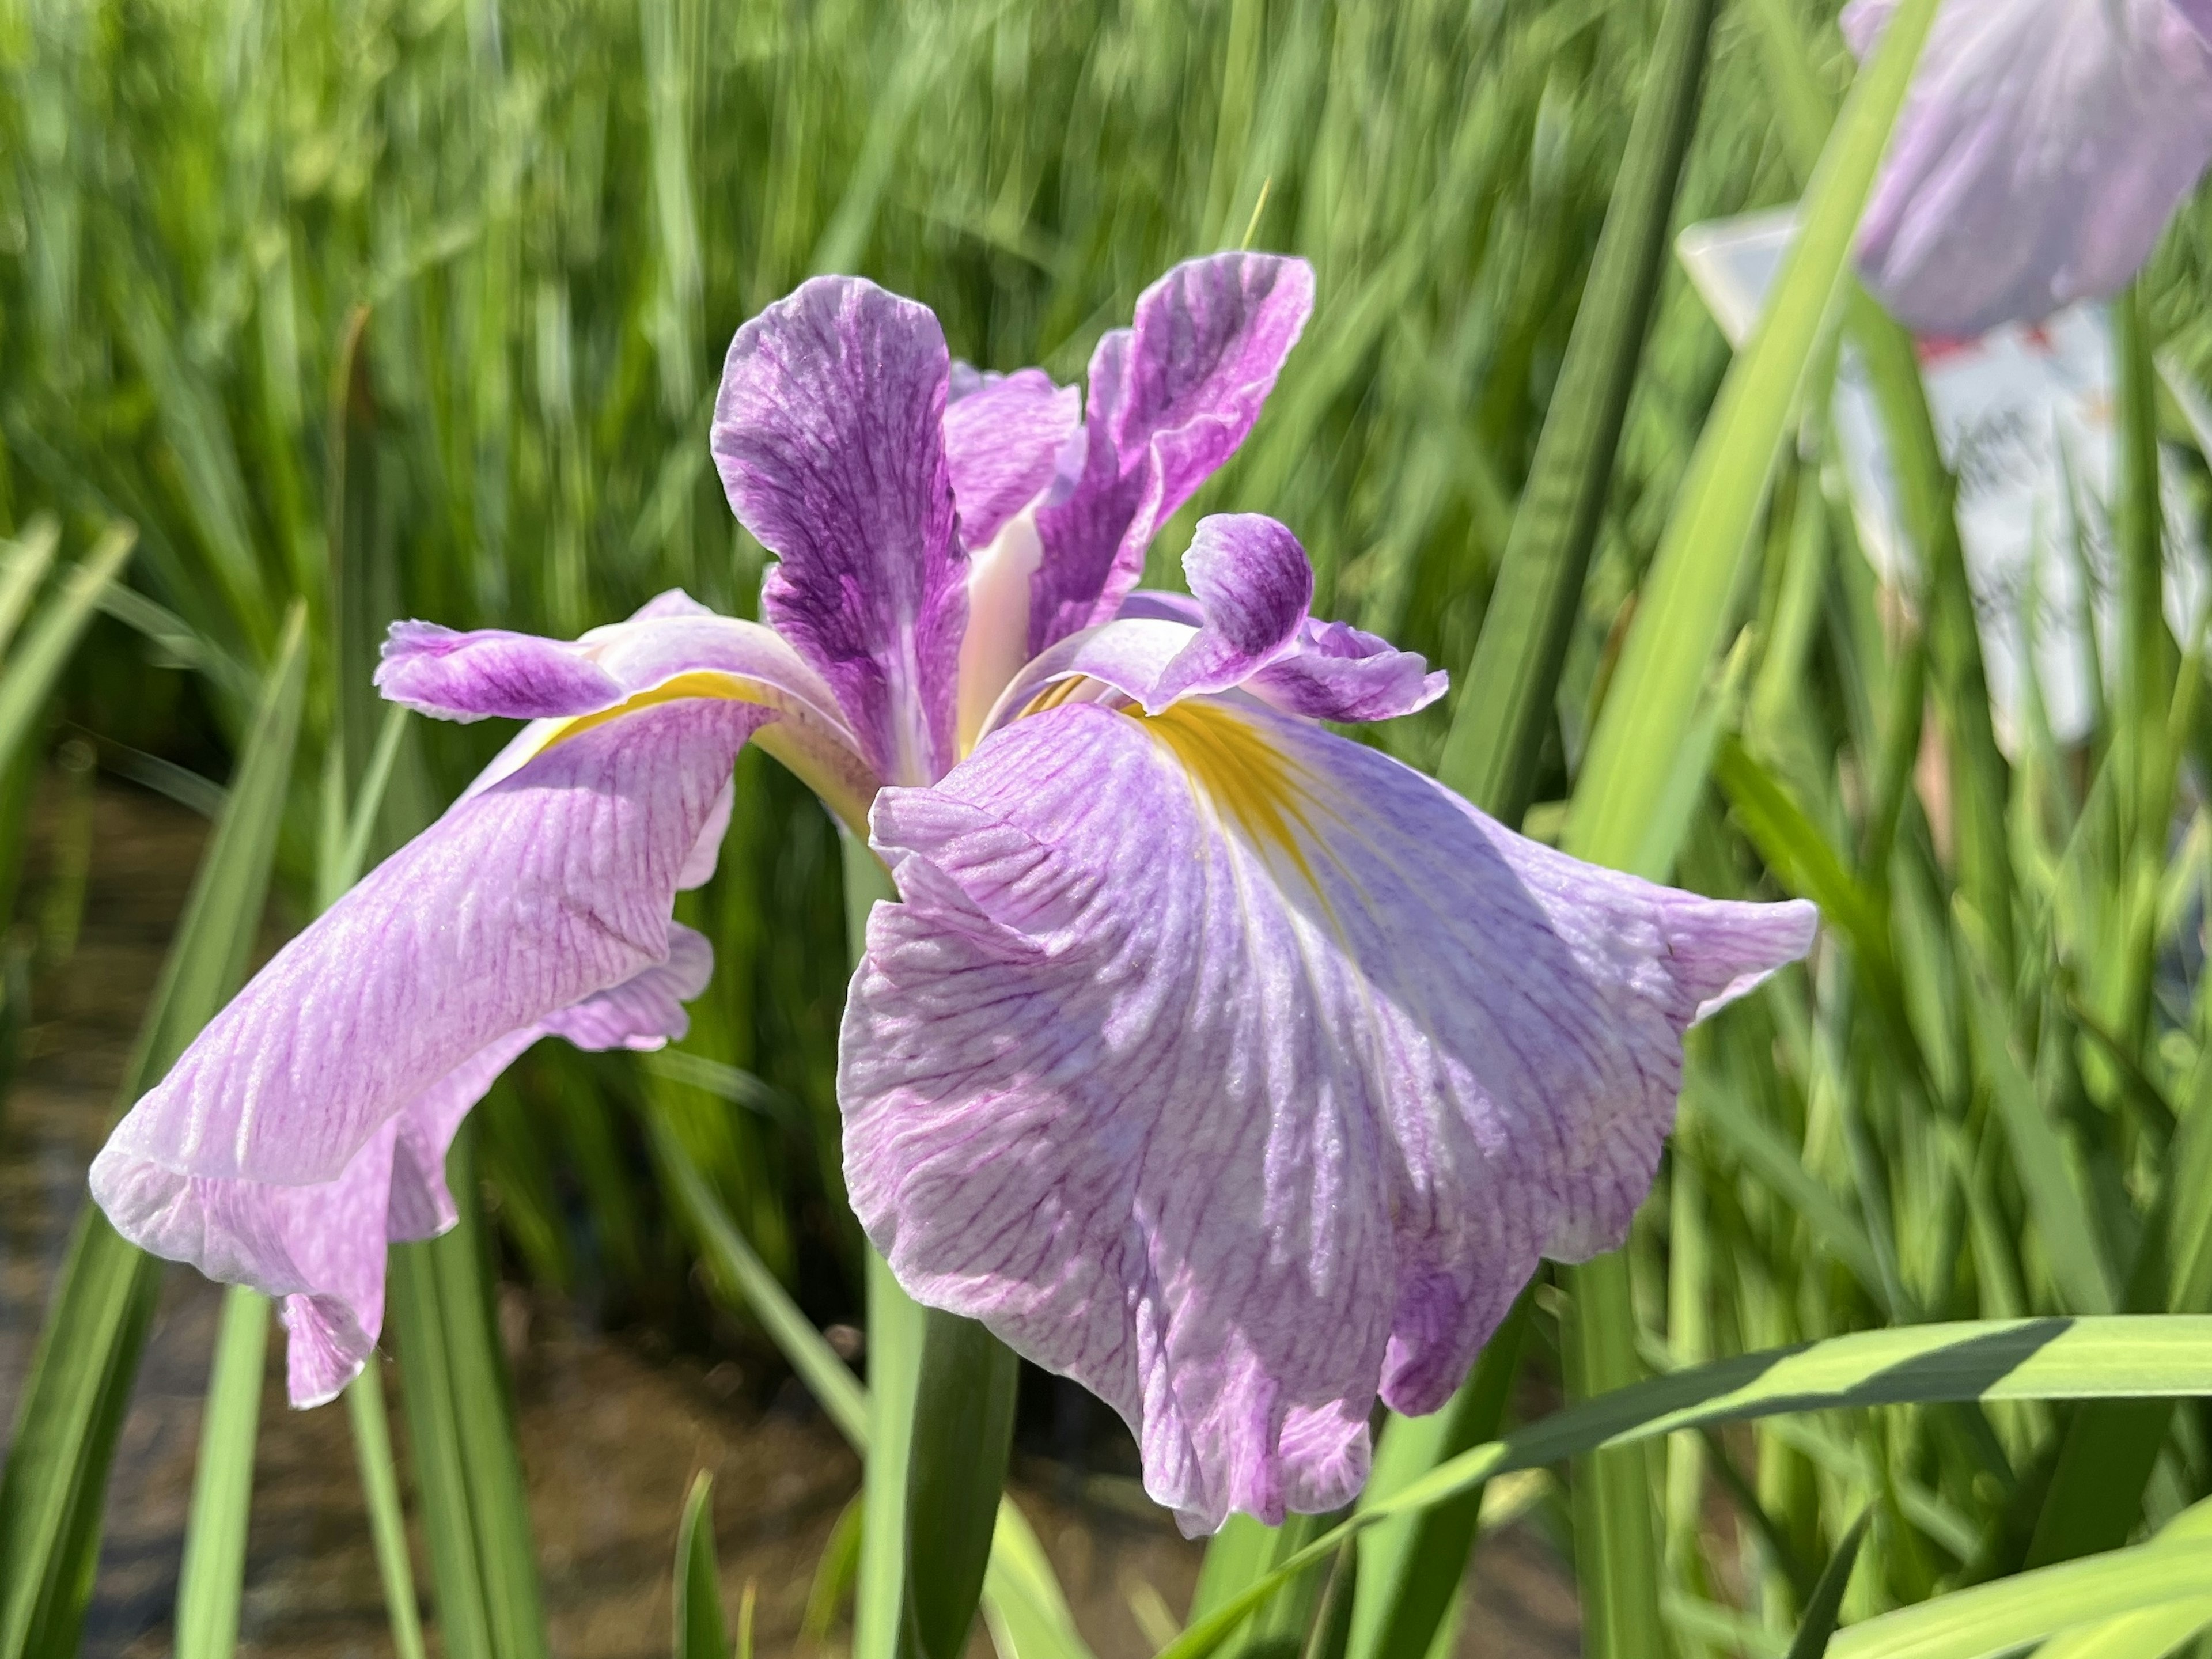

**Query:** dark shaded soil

left=0, top=778, right=1578, bottom=1658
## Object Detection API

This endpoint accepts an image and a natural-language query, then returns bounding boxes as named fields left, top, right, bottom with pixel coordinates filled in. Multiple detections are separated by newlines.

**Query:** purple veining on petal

left=1027, top=255, right=1315, bottom=656
left=1248, top=619, right=1448, bottom=722
left=841, top=699, right=1813, bottom=1532
left=377, top=622, right=626, bottom=722
left=409, top=597, right=878, bottom=824
left=1147, top=515, right=1312, bottom=706
left=1113, top=589, right=1206, bottom=627
left=980, top=519, right=1445, bottom=733
left=713, top=276, right=964, bottom=785
left=942, top=367, right=1082, bottom=551
left=1849, top=0, right=2212, bottom=337
left=96, top=699, right=760, bottom=1198
left=97, top=933, right=712, bottom=1408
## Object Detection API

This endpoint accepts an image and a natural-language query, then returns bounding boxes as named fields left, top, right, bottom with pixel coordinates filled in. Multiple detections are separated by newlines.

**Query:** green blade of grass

left=1566, top=0, right=1937, bottom=857
left=1370, top=1, right=1721, bottom=1644
left=2031, top=1497, right=2212, bottom=1659
left=857, top=1248, right=926, bottom=1659
left=1345, top=1296, right=1529, bottom=1659
left=383, top=1240, right=498, bottom=1659
left=652, top=1048, right=1093, bottom=1659
left=1784, top=1512, right=1869, bottom=1659
left=845, top=835, right=923, bottom=1659
left=906, top=1310, right=1020, bottom=1659
left=346, top=1363, right=429, bottom=1659
left=389, top=1123, right=553, bottom=1659
left=1435, top=0, right=1718, bottom=825
left=1552, top=2, right=1935, bottom=1649
left=1825, top=1541, right=2212, bottom=1659
left=0, top=516, right=61, bottom=661
left=0, top=522, right=134, bottom=768
left=1154, top=1315, right=2212, bottom=1659
left=673, top=1472, right=730, bottom=1659
left=0, top=599, right=308, bottom=1659
left=173, top=1286, right=272, bottom=1659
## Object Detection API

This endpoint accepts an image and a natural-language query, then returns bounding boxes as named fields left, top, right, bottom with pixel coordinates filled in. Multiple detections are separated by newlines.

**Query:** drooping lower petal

left=841, top=700, right=1813, bottom=1532
left=713, top=277, right=965, bottom=785
left=1027, top=256, right=1315, bottom=656
left=1848, top=0, right=2212, bottom=337
left=96, top=699, right=757, bottom=1200
left=94, top=931, right=711, bottom=1406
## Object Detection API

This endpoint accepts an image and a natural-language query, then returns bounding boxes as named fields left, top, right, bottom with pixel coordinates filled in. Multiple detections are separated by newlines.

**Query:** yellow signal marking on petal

left=1129, top=701, right=1319, bottom=886
left=541, top=671, right=775, bottom=749
left=1016, top=675, right=1087, bottom=723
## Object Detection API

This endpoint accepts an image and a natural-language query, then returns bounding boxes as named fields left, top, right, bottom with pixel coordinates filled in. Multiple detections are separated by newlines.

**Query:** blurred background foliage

left=10, top=0, right=2212, bottom=1648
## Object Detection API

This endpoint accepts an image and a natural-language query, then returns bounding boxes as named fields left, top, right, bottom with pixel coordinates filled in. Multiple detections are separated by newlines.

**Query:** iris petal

left=714, top=276, right=965, bottom=784
left=94, top=932, right=710, bottom=1406
left=983, top=516, right=1445, bottom=732
left=1849, top=0, right=2212, bottom=336
left=943, top=367, right=1082, bottom=551
left=90, top=698, right=758, bottom=1400
left=842, top=700, right=1813, bottom=1532
left=1027, top=256, right=1315, bottom=655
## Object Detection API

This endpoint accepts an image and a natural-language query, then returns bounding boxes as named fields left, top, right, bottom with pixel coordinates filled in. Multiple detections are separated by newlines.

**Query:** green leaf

left=346, top=1363, right=429, bottom=1659
left=1153, top=1316, right=2212, bottom=1659
left=1436, top=0, right=1719, bottom=824
left=0, top=600, right=308, bottom=1659
left=1826, top=1541, right=2212, bottom=1659
left=2030, top=1497, right=2212, bottom=1659
left=980, top=1502, right=1095, bottom=1659
left=386, top=1126, right=552, bottom=1659
left=674, top=1472, right=731, bottom=1659
left=1344, top=1296, right=1529, bottom=1659
left=647, top=1110, right=867, bottom=1444
left=1565, top=0, right=1938, bottom=865
left=652, top=1107, right=1093, bottom=1659
left=906, top=1311, right=1020, bottom=1659
left=1551, top=1, right=1937, bottom=1648
left=1786, top=1512, right=1869, bottom=1659
left=173, top=1287, right=272, bottom=1659
left=1200, top=1513, right=1348, bottom=1659
left=0, top=517, right=61, bottom=661
left=0, top=523, right=135, bottom=773
left=857, top=1249, right=926, bottom=1659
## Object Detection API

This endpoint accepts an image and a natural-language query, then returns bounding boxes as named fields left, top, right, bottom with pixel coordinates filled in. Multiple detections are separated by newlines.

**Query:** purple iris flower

left=90, top=253, right=1815, bottom=1532
left=1848, top=0, right=2212, bottom=338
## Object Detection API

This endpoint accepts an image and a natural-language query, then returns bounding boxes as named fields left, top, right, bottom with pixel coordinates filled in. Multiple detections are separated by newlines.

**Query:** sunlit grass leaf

left=385, top=1125, right=552, bottom=1659
left=1437, top=0, right=1719, bottom=826
left=1156, top=1316, right=2212, bottom=1659
left=0, top=524, right=135, bottom=771
left=1551, top=0, right=1936, bottom=1647
left=173, top=1287, right=272, bottom=1659
left=0, top=600, right=308, bottom=1659
left=674, top=1472, right=731, bottom=1659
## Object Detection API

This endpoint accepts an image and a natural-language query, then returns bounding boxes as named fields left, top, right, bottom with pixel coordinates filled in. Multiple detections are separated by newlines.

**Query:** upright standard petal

left=1027, top=255, right=1315, bottom=654
left=714, top=278, right=964, bottom=785
left=1849, top=0, right=2212, bottom=336
left=942, top=367, right=1082, bottom=551
left=842, top=699, right=1813, bottom=1532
